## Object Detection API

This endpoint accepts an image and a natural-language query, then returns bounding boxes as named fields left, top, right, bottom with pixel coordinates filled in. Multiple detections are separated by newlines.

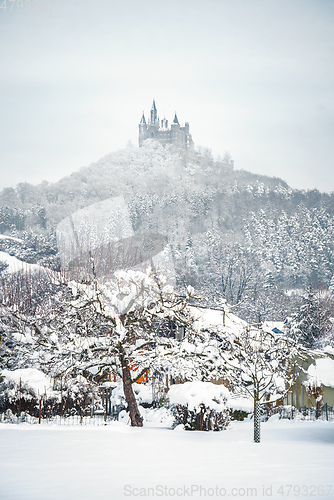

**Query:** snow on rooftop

left=307, top=357, right=334, bottom=388
left=190, top=305, right=246, bottom=337
left=262, top=321, right=285, bottom=334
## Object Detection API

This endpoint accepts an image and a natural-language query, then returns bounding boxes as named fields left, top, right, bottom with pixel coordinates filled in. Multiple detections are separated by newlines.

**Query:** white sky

left=0, top=0, right=333, bottom=192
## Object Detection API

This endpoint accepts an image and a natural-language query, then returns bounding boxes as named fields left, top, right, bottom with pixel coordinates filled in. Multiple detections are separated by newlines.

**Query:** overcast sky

left=0, top=0, right=333, bottom=192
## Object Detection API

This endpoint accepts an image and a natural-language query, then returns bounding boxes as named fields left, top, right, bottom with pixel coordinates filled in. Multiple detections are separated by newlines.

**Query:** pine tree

left=288, top=285, right=333, bottom=347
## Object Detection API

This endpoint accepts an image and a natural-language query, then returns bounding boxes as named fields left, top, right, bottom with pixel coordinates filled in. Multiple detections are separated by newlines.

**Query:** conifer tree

left=288, top=285, right=333, bottom=347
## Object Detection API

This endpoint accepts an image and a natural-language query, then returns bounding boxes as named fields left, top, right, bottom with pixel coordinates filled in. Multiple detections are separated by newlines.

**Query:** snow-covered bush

left=0, top=369, right=100, bottom=417
left=3, top=408, right=15, bottom=422
left=0, top=368, right=49, bottom=416
left=53, top=375, right=100, bottom=416
left=168, top=381, right=230, bottom=431
left=171, top=403, right=230, bottom=431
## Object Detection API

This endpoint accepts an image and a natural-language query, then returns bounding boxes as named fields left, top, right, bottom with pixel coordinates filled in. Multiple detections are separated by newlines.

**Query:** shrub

left=229, top=409, right=249, bottom=421
left=171, top=402, right=229, bottom=431
left=168, top=381, right=230, bottom=431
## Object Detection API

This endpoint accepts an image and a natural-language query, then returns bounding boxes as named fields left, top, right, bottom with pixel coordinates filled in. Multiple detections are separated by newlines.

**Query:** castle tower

left=171, top=112, right=181, bottom=146
left=150, top=100, right=158, bottom=124
left=161, top=118, right=168, bottom=129
left=138, top=112, right=148, bottom=147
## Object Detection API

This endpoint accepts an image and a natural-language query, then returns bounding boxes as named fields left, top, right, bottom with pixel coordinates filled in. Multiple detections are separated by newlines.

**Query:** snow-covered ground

left=0, top=251, right=45, bottom=274
left=0, top=418, right=333, bottom=500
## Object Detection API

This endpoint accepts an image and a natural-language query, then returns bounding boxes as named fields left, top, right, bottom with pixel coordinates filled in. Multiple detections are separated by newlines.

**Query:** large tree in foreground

left=60, top=270, right=199, bottom=427
left=2, top=267, right=216, bottom=427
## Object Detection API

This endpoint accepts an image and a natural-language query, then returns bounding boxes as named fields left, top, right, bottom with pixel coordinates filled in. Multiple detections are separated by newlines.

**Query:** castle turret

left=138, top=111, right=148, bottom=146
left=140, top=112, right=146, bottom=125
left=161, top=118, right=168, bottom=129
left=172, top=112, right=179, bottom=125
left=171, top=112, right=180, bottom=145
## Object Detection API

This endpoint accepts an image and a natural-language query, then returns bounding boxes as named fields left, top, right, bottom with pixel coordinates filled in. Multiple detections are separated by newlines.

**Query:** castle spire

left=173, top=112, right=179, bottom=125
left=150, top=99, right=158, bottom=124
left=140, top=112, right=146, bottom=124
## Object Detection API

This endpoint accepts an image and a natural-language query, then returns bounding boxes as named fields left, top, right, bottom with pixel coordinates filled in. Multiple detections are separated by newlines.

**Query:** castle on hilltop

left=139, top=100, right=194, bottom=151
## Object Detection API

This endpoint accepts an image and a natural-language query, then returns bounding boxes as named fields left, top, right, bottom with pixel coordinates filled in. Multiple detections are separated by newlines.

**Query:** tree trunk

left=254, top=400, right=261, bottom=443
left=119, top=347, right=143, bottom=427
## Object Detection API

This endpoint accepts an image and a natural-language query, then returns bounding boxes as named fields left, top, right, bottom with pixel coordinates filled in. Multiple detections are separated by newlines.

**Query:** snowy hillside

left=1, top=142, right=334, bottom=330
left=0, top=251, right=45, bottom=274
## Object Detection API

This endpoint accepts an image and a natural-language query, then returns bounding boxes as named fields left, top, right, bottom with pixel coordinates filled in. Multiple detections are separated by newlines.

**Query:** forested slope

left=1, top=141, right=334, bottom=326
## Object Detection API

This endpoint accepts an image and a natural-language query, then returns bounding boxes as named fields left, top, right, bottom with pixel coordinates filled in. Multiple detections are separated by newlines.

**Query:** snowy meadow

left=1, top=418, right=333, bottom=500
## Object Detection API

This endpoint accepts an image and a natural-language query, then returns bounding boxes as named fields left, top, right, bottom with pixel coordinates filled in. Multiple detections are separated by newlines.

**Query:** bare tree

left=222, top=325, right=301, bottom=442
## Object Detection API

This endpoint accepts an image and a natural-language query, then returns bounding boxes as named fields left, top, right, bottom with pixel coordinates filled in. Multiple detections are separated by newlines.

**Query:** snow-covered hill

left=1, top=141, right=334, bottom=326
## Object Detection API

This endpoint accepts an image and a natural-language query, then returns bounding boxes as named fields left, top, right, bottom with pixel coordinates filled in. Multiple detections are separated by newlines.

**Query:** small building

left=285, top=351, right=334, bottom=408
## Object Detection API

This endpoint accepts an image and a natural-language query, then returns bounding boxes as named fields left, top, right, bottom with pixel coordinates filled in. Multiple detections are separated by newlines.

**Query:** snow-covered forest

left=1, top=141, right=334, bottom=336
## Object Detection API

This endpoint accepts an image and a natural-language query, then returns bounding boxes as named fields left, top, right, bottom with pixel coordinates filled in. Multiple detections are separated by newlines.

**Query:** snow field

left=0, top=419, right=333, bottom=500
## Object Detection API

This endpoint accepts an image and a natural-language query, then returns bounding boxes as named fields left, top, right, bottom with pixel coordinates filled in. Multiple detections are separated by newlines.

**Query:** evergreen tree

left=288, top=285, right=333, bottom=347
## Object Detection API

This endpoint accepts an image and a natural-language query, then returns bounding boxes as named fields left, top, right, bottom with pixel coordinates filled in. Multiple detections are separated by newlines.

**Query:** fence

left=0, top=406, right=124, bottom=426
left=279, top=404, right=334, bottom=421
